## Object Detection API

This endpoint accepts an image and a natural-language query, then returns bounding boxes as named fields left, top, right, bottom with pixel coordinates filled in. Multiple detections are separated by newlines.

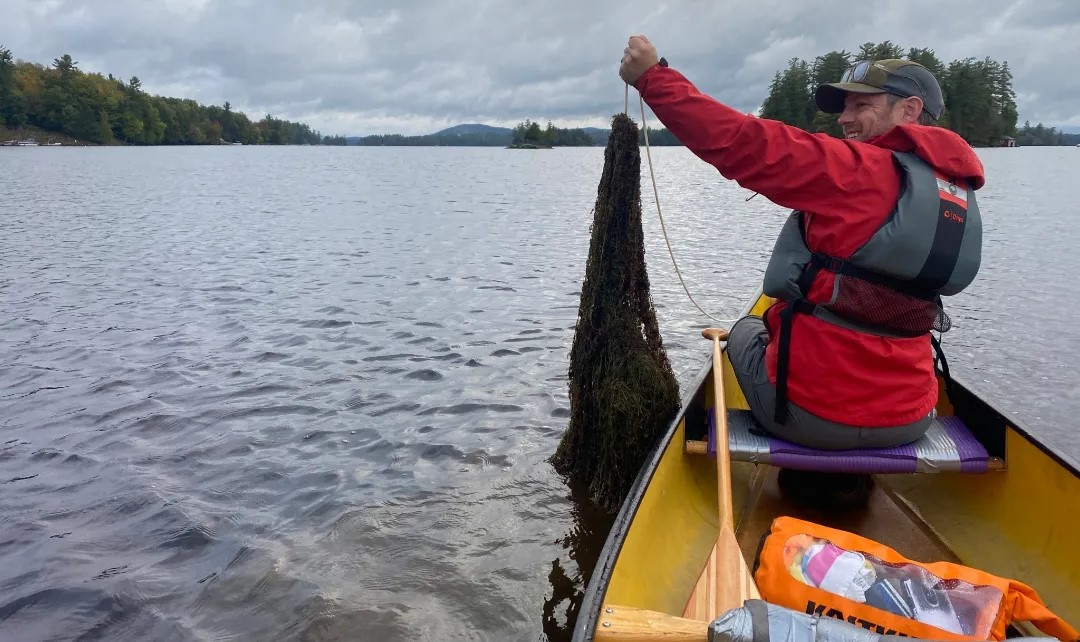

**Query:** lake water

left=1, top=144, right=1076, bottom=641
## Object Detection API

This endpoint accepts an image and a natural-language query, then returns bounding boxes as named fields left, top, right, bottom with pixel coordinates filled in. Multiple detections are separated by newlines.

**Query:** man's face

left=836, top=92, right=908, bottom=142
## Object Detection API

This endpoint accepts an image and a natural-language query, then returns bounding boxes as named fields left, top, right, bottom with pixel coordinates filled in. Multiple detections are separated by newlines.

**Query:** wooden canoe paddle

left=595, top=328, right=759, bottom=641
left=697, top=327, right=759, bottom=612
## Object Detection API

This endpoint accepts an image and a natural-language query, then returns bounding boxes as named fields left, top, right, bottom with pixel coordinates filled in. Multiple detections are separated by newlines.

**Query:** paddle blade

left=683, top=528, right=760, bottom=621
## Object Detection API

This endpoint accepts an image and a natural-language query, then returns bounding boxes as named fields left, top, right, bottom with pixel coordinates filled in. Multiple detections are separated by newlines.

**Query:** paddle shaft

left=702, top=328, right=733, bottom=530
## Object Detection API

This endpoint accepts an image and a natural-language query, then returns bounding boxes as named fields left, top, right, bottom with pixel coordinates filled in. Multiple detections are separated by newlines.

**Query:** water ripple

left=0, top=145, right=1074, bottom=642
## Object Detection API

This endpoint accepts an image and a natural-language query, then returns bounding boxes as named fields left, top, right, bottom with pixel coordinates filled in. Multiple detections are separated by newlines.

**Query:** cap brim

left=815, top=82, right=887, bottom=113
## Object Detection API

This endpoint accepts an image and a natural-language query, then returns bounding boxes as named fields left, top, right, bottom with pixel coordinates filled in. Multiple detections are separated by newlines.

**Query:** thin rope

left=635, top=91, right=738, bottom=326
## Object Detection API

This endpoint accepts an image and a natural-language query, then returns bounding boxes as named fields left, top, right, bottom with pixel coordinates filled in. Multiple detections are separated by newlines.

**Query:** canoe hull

left=573, top=293, right=1080, bottom=640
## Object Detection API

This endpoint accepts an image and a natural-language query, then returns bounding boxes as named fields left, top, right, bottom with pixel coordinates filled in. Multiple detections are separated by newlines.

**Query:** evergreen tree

left=525, top=120, right=542, bottom=144
left=905, top=47, right=945, bottom=78
left=52, top=54, right=77, bottom=75
left=760, top=58, right=813, bottom=129
left=857, top=41, right=905, bottom=61
left=0, top=47, right=27, bottom=128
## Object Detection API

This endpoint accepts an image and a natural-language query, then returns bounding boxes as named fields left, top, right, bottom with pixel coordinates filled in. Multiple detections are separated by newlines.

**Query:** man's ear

left=902, top=96, right=924, bottom=124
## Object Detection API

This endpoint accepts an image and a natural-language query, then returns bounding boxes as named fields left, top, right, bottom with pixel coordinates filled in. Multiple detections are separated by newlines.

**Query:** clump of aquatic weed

left=550, top=113, right=680, bottom=512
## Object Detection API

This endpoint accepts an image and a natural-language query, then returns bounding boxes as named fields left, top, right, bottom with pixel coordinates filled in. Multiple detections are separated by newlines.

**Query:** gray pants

left=726, top=316, right=931, bottom=450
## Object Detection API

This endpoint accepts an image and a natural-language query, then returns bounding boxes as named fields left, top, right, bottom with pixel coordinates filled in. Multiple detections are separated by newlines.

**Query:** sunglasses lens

left=845, top=61, right=870, bottom=83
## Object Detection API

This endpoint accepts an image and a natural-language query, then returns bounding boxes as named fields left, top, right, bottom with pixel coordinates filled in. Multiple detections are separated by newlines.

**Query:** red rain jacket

left=635, top=65, right=985, bottom=427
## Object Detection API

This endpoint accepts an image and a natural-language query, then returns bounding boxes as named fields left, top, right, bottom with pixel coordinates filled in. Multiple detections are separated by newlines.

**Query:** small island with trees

left=507, top=119, right=587, bottom=148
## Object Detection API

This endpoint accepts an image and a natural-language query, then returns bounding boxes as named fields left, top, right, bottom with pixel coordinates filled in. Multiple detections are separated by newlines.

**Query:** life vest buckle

left=812, top=253, right=845, bottom=273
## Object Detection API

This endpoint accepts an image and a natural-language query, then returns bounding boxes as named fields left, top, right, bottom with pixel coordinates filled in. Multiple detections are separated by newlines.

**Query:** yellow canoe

left=572, top=290, right=1080, bottom=641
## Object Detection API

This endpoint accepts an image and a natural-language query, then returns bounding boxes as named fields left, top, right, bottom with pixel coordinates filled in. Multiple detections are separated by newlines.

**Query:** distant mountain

left=434, top=124, right=512, bottom=136
left=581, top=127, right=609, bottom=145
left=340, top=122, right=684, bottom=147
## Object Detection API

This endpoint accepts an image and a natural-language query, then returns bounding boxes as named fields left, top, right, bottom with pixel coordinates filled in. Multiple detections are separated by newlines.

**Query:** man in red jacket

left=619, top=36, right=984, bottom=454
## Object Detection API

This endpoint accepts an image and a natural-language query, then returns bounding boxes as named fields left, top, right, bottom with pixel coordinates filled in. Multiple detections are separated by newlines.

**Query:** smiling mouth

left=846, top=132, right=860, bottom=139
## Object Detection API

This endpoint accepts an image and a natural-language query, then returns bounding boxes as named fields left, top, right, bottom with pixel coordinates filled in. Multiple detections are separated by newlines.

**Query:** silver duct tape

left=727, top=410, right=975, bottom=473
left=913, top=421, right=962, bottom=473
left=727, top=411, right=772, bottom=464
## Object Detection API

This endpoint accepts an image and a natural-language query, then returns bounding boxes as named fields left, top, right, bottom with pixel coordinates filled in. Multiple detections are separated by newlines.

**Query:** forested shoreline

left=0, top=46, right=333, bottom=145
left=3, top=43, right=1074, bottom=148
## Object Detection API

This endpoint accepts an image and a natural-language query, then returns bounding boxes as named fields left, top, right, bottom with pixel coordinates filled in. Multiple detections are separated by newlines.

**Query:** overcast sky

left=3, top=0, right=1078, bottom=136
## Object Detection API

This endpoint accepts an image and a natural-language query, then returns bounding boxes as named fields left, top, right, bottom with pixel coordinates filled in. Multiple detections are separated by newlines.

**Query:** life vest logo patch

left=935, top=176, right=968, bottom=209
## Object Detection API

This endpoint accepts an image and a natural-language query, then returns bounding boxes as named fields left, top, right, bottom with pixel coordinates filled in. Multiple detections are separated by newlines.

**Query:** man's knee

left=726, top=316, right=766, bottom=375
left=728, top=315, right=764, bottom=345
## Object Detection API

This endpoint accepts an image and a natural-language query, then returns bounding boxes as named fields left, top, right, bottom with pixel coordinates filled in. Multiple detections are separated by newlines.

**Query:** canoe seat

left=688, top=409, right=1005, bottom=473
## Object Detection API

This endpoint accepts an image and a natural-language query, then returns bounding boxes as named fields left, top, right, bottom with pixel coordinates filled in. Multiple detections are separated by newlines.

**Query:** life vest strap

left=775, top=258, right=825, bottom=425
left=808, top=252, right=939, bottom=301
left=774, top=298, right=817, bottom=424
left=931, top=334, right=955, bottom=400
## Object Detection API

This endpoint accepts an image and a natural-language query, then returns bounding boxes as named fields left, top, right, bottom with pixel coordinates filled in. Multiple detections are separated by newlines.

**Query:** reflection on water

left=541, top=478, right=617, bottom=642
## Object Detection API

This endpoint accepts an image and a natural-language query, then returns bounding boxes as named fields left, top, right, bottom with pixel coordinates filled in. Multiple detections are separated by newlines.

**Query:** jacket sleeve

left=634, top=65, right=901, bottom=216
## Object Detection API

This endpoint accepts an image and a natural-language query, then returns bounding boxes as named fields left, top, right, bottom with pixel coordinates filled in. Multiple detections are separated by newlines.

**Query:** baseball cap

left=815, top=59, right=945, bottom=119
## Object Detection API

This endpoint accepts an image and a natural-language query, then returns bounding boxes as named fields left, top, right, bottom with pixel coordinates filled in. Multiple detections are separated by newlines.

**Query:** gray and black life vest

left=762, top=151, right=982, bottom=424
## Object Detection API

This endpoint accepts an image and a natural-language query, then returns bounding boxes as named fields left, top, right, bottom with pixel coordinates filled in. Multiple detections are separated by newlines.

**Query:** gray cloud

left=3, top=0, right=1077, bottom=135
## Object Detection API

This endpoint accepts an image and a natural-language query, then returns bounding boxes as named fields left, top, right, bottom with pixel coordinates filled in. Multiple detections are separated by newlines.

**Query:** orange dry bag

left=753, top=516, right=1078, bottom=640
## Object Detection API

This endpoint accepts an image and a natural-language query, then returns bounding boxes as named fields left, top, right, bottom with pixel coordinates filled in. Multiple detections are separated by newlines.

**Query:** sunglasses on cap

left=843, top=60, right=892, bottom=86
